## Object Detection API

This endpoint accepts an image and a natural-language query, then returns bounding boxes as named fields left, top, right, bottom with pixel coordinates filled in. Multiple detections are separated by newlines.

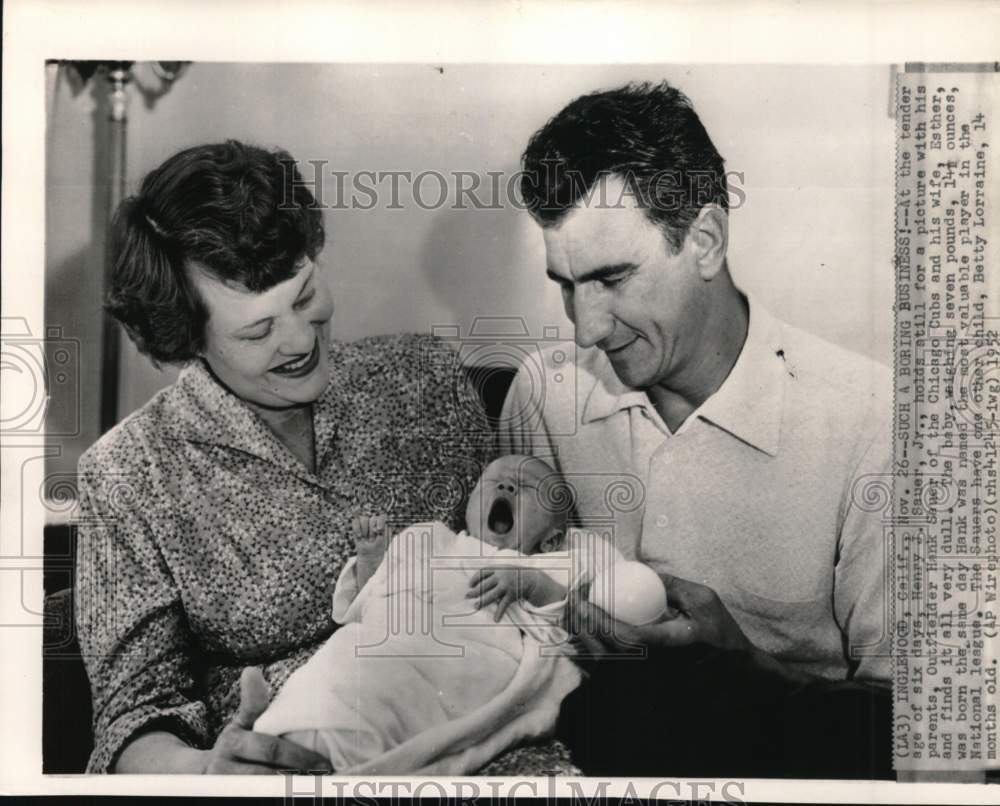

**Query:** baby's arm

left=352, top=515, right=390, bottom=590
left=467, top=566, right=567, bottom=621
left=521, top=570, right=567, bottom=606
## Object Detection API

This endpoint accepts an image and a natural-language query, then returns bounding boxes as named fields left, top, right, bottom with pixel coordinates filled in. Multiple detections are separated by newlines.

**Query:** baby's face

left=465, top=455, right=566, bottom=553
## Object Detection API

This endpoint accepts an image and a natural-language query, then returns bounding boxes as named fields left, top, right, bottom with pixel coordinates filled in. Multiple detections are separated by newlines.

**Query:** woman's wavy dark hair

left=105, top=140, right=325, bottom=365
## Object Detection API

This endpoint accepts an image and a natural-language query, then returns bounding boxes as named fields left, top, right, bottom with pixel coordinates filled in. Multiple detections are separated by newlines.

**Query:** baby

left=254, top=455, right=607, bottom=775
left=354, top=453, right=572, bottom=620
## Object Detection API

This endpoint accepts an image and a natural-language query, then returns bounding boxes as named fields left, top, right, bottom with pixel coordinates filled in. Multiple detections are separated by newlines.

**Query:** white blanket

left=254, top=522, right=600, bottom=774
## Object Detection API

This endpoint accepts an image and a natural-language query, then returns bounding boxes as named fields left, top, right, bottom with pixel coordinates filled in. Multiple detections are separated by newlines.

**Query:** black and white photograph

left=2, top=1, right=998, bottom=802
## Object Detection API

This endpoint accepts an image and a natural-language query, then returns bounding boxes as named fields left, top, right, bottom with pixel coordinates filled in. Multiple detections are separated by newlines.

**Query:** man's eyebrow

left=546, top=262, right=636, bottom=285
left=235, top=265, right=314, bottom=333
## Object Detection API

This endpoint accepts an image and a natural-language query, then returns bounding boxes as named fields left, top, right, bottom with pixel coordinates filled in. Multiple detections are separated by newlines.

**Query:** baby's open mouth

left=487, top=497, right=514, bottom=535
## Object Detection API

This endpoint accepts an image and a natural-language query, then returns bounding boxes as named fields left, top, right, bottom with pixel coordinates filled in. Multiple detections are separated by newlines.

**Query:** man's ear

left=686, top=204, right=728, bottom=281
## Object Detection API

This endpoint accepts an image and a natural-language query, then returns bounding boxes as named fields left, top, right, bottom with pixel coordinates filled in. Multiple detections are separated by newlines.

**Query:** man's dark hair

left=520, top=81, right=728, bottom=253
left=106, top=139, right=325, bottom=365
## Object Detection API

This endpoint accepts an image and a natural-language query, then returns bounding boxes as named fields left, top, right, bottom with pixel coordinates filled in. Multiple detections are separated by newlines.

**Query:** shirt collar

left=581, top=358, right=654, bottom=426
left=159, top=354, right=343, bottom=483
left=581, top=294, right=786, bottom=456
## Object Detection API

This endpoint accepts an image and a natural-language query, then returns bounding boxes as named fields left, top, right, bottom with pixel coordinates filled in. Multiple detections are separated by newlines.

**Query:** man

left=500, top=81, right=893, bottom=777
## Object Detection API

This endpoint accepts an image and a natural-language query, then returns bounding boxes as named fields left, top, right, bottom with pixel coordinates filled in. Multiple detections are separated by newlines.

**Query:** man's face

left=543, top=174, right=710, bottom=391
left=465, top=455, right=565, bottom=553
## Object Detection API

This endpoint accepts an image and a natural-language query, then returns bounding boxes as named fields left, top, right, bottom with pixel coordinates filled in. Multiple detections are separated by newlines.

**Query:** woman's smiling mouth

left=270, top=338, right=320, bottom=378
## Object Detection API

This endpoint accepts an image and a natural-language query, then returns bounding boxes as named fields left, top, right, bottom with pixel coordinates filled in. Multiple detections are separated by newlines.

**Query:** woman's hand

left=467, top=566, right=541, bottom=621
left=203, top=668, right=333, bottom=774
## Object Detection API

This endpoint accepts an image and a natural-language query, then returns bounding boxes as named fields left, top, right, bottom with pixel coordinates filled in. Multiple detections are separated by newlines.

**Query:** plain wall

left=45, top=62, right=895, bottom=475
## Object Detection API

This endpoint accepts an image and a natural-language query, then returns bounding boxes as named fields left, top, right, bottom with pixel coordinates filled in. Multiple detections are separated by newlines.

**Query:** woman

left=75, top=140, right=495, bottom=773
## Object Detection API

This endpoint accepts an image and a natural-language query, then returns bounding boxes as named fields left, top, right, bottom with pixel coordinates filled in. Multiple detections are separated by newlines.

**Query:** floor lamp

left=60, top=60, right=187, bottom=434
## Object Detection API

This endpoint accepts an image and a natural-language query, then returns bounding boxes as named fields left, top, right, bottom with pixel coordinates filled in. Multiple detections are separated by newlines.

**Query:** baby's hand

left=467, top=566, right=539, bottom=622
left=352, top=514, right=390, bottom=589
left=352, top=514, right=389, bottom=555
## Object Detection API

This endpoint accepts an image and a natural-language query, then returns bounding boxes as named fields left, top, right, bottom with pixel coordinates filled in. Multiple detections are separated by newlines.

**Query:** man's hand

left=563, top=572, right=752, bottom=657
left=642, top=573, right=753, bottom=651
left=203, top=668, right=333, bottom=774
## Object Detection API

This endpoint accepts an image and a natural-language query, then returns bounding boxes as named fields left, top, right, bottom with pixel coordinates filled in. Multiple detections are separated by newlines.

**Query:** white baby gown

left=253, top=522, right=616, bottom=774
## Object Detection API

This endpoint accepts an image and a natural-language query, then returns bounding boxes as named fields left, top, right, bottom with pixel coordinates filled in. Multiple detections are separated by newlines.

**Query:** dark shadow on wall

left=417, top=166, right=559, bottom=340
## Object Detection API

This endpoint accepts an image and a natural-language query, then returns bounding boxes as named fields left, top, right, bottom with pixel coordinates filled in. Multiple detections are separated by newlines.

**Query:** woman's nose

left=281, top=316, right=317, bottom=355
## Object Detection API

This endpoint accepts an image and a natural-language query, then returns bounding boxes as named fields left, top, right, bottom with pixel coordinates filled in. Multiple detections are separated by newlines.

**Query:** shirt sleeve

left=331, top=553, right=390, bottom=626
left=565, top=527, right=626, bottom=584
left=330, top=556, right=362, bottom=624
left=834, top=406, right=893, bottom=686
left=75, top=450, right=211, bottom=773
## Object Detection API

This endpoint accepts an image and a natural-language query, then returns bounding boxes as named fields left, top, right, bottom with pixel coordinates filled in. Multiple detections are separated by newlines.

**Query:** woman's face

left=191, top=261, right=335, bottom=408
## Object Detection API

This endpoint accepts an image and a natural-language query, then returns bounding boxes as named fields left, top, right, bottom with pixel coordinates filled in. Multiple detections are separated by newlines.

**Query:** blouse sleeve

left=75, top=447, right=211, bottom=773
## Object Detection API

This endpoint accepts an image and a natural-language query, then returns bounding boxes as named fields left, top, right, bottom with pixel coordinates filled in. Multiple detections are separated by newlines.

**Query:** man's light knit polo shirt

left=499, top=297, right=892, bottom=683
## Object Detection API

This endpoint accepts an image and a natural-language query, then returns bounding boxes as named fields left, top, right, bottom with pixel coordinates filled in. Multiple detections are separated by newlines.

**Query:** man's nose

left=572, top=289, right=614, bottom=349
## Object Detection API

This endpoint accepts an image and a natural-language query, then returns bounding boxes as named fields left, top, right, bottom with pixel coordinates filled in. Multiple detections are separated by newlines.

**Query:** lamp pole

left=98, top=61, right=132, bottom=435
left=58, top=60, right=186, bottom=434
